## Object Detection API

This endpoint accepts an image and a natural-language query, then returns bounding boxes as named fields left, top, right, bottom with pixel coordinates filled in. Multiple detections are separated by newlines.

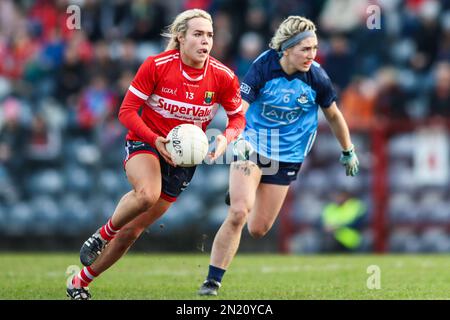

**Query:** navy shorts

left=252, top=153, right=302, bottom=186
left=124, top=140, right=196, bottom=202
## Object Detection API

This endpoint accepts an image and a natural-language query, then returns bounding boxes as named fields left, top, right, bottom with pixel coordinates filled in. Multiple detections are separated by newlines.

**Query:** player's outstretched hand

left=339, top=145, right=359, bottom=176
left=155, top=136, right=176, bottom=167
left=208, top=134, right=227, bottom=162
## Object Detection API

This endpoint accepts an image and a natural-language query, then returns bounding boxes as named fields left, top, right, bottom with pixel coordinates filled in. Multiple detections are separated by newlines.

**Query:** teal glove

left=339, top=145, right=359, bottom=176
left=232, top=135, right=254, bottom=161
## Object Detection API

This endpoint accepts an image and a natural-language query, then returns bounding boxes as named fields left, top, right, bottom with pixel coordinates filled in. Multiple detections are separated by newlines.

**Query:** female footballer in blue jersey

left=198, top=16, right=359, bottom=295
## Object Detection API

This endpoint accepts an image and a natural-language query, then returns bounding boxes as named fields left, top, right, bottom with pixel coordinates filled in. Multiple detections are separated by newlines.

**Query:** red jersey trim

left=160, top=192, right=177, bottom=203
left=210, top=60, right=234, bottom=79
left=225, top=104, right=243, bottom=115
left=155, top=53, right=180, bottom=66
left=155, top=52, right=179, bottom=62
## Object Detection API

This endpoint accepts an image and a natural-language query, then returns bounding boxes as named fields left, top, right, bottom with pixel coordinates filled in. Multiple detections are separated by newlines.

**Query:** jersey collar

left=179, top=56, right=210, bottom=81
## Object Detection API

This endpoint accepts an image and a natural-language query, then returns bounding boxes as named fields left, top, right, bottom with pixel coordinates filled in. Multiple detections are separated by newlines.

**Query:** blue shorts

left=252, top=153, right=302, bottom=186
left=124, top=140, right=196, bottom=202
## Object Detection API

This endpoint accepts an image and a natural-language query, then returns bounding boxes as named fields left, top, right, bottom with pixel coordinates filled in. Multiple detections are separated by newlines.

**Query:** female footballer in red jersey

left=66, top=9, right=245, bottom=300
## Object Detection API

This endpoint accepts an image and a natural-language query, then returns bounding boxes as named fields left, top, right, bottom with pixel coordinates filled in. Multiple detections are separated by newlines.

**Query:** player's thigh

left=125, top=153, right=162, bottom=197
left=248, top=183, right=290, bottom=229
left=229, top=160, right=262, bottom=210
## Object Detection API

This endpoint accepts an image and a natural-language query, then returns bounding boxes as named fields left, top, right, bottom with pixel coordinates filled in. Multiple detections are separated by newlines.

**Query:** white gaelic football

left=166, top=124, right=209, bottom=167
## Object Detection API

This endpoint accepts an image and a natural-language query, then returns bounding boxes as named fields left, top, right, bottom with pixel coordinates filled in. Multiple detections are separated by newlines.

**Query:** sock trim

left=86, top=266, right=98, bottom=277
left=73, top=266, right=98, bottom=288
left=83, top=267, right=95, bottom=280
left=100, top=219, right=120, bottom=240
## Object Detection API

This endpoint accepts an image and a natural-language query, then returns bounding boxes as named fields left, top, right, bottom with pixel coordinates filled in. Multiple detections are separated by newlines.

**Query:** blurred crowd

left=0, top=0, right=449, bottom=250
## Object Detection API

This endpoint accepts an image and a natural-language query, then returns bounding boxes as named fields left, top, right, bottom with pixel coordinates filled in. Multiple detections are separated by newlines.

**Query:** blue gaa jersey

left=240, top=49, right=337, bottom=163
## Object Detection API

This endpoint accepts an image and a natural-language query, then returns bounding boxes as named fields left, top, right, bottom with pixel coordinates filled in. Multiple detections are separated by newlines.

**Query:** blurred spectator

left=319, top=0, right=368, bottom=35
left=340, top=76, right=377, bottom=130
left=87, top=41, right=118, bottom=85
left=99, top=0, right=134, bottom=40
left=210, top=11, right=233, bottom=65
left=76, top=75, right=117, bottom=134
left=409, top=0, right=442, bottom=72
left=0, top=97, right=26, bottom=184
left=274, top=0, right=323, bottom=21
left=321, top=191, right=367, bottom=252
left=24, top=114, right=62, bottom=171
left=66, top=30, right=95, bottom=64
left=117, top=39, right=141, bottom=73
left=79, top=0, right=103, bottom=41
left=28, top=0, right=59, bottom=41
left=129, top=0, right=167, bottom=42
left=437, top=12, right=450, bottom=61
left=39, top=28, right=66, bottom=71
left=115, top=70, right=135, bottom=107
left=0, top=0, right=23, bottom=39
left=56, top=42, right=88, bottom=104
left=23, top=28, right=66, bottom=99
left=322, top=35, right=355, bottom=93
left=427, top=61, right=450, bottom=118
left=234, top=32, right=264, bottom=78
left=374, top=67, right=409, bottom=120
left=183, top=0, right=213, bottom=10
left=0, top=27, right=40, bottom=80
left=243, top=1, right=271, bottom=43
left=96, top=112, right=126, bottom=168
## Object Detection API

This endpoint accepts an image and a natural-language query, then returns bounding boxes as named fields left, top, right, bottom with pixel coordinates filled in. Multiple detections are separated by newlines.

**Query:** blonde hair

left=269, top=16, right=316, bottom=51
left=162, top=9, right=213, bottom=51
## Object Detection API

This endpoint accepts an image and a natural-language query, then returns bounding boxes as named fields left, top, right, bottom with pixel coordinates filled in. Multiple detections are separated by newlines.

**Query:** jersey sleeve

left=118, top=57, right=159, bottom=146
left=129, top=57, right=157, bottom=99
left=219, top=75, right=242, bottom=116
left=315, top=67, right=337, bottom=109
left=219, top=75, right=246, bottom=143
left=240, top=58, right=264, bottom=104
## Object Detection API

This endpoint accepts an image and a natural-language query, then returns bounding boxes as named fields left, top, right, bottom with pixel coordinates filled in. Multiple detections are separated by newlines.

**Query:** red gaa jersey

left=118, top=49, right=244, bottom=147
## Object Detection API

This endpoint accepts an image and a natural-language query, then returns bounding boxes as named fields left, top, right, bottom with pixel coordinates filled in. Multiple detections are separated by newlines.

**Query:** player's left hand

left=208, top=134, right=227, bottom=162
left=155, top=136, right=176, bottom=167
left=339, top=145, right=359, bottom=176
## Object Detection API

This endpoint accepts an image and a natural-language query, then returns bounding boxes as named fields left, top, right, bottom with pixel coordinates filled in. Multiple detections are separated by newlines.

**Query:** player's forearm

left=325, top=108, right=353, bottom=151
left=223, top=111, right=246, bottom=143
left=223, top=100, right=249, bottom=143
left=118, top=91, right=158, bottom=146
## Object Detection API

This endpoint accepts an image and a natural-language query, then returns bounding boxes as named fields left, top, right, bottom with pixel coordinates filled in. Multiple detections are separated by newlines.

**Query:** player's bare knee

left=228, top=205, right=249, bottom=229
left=135, top=188, right=158, bottom=211
left=248, top=224, right=269, bottom=239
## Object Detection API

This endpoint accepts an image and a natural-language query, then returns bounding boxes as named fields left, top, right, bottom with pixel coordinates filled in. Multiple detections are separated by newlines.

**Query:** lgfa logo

left=162, top=87, right=177, bottom=95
